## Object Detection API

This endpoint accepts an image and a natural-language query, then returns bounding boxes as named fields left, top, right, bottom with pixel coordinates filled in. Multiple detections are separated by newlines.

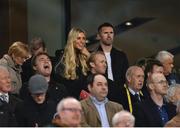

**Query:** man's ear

left=88, top=84, right=92, bottom=92
left=127, top=76, right=131, bottom=83
left=96, top=34, right=100, bottom=40
left=148, top=83, right=154, bottom=91
left=33, top=65, right=37, bottom=71
left=89, top=62, right=95, bottom=68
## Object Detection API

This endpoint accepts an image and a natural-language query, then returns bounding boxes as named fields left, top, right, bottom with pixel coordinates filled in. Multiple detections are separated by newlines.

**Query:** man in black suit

left=133, top=73, right=176, bottom=127
left=118, top=66, right=147, bottom=113
left=0, top=65, right=21, bottom=126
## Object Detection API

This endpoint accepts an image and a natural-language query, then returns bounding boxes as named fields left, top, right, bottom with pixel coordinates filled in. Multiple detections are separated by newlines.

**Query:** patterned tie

left=135, top=93, right=141, bottom=101
left=0, top=94, right=8, bottom=103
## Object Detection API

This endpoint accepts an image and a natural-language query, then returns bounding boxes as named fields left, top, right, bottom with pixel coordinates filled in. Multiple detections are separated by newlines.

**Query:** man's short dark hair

left=87, top=73, right=106, bottom=87
left=144, top=59, right=163, bottom=74
left=98, top=22, right=115, bottom=33
left=31, top=52, right=50, bottom=67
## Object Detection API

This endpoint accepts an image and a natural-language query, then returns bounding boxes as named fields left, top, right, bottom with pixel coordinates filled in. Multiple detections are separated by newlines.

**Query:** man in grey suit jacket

left=80, top=73, right=123, bottom=127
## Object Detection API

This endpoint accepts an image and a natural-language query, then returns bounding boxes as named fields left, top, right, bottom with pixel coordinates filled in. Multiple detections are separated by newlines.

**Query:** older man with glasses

left=51, top=97, right=82, bottom=127
left=133, top=73, right=176, bottom=127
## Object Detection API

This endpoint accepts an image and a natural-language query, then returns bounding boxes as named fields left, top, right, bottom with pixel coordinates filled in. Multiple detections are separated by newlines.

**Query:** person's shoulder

left=47, top=99, right=57, bottom=108
left=112, top=47, right=127, bottom=55
left=11, top=95, right=22, bottom=101
left=108, top=100, right=123, bottom=109
left=0, top=55, right=9, bottom=65
left=166, top=102, right=177, bottom=110
left=49, top=79, right=64, bottom=87
left=80, top=97, right=91, bottom=105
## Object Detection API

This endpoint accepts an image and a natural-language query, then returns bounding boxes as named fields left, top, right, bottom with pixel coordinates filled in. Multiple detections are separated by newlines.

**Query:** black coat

left=96, top=45, right=129, bottom=87
left=47, top=79, right=69, bottom=104
left=112, top=85, right=147, bottom=112
left=15, top=96, right=56, bottom=127
left=133, top=97, right=176, bottom=127
left=0, top=94, right=22, bottom=127
left=54, top=61, right=87, bottom=100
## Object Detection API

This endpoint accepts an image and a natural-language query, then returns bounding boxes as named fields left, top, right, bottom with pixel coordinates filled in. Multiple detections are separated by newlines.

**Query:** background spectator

left=0, top=42, right=30, bottom=96
left=15, top=74, right=56, bottom=127
left=112, top=110, right=135, bottom=127
left=166, top=84, right=180, bottom=105
left=51, top=97, right=82, bottom=127
left=156, top=50, right=180, bottom=85
left=165, top=100, right=180, bottom=127
left=0, top=65, right=22, bottom=126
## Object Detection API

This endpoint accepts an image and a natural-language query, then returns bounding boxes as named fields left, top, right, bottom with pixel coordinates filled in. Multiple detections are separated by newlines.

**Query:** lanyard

left=124, top=84, right=143, bottom=113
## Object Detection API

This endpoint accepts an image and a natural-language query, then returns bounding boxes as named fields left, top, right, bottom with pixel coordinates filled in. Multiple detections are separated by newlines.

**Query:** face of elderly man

left=127, top=67, right=144, bottom=92
left=59, top=99, right=82, bottom=127
left=0, top=68, right=11, bottom=93
left=162, top=57, right=174, bottom=76
left=112, top=110, right=135, bottom=127
left=116, top=115, right=134, bottom=127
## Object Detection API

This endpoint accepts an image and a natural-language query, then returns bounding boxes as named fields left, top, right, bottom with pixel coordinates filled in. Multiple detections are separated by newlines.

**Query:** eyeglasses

left=62, top=108, right=83, bottom=114
left=153, top=80, right=168, bottom=85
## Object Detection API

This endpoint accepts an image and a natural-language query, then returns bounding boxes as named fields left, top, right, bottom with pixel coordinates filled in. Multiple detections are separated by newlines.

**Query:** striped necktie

left=135, top=93, right=141, bottom=101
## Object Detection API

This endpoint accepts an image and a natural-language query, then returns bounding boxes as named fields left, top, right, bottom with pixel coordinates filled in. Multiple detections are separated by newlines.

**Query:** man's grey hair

left=155, top=50, right=174, bottom=63
left=166, top=84, right=180, bottom=103
left=112, top=110, right=135, bottom=127
left=56, top=97, right=80, bottom=113
left=125, top=65, right=142, bottom=80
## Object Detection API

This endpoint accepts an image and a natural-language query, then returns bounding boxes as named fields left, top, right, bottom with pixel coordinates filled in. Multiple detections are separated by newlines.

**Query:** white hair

left=112, top=110, right=135, bottom=127
left=56, top=97, right=80, bottom=113
left=125, top=65, right=142, bottom=80
left=155, top=50, right=174, bottom=63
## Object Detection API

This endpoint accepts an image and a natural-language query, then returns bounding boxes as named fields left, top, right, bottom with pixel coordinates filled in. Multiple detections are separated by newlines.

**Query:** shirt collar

left=0, top=92, right=8, bottom=96
left=128, top=87, right=140, bottom=95
left=90, top=95, right=108, bottom=105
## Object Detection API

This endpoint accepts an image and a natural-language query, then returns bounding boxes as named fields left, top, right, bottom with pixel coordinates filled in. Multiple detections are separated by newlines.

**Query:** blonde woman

left=55, top=27, right=90, bottom=99
left=0, top=41, right=30, bottom=95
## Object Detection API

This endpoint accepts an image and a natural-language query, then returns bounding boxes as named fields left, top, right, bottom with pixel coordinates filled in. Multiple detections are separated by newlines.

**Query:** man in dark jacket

left=89, top=22, right=129, bottom=87
left=15, top=74, right=56, bottom=127
left=133, top=73, right=176, bottom=127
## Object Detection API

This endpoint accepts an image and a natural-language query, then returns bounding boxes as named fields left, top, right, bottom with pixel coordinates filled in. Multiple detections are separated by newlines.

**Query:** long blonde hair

left=62, top=28, right=89, bottom=80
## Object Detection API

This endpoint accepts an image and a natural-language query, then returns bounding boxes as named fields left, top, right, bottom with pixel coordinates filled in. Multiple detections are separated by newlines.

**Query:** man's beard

left=102, top=41, right=112, bottom=46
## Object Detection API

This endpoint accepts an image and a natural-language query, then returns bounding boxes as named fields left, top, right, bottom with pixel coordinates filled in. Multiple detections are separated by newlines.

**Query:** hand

left=80, top=47, right=90, bottom=58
